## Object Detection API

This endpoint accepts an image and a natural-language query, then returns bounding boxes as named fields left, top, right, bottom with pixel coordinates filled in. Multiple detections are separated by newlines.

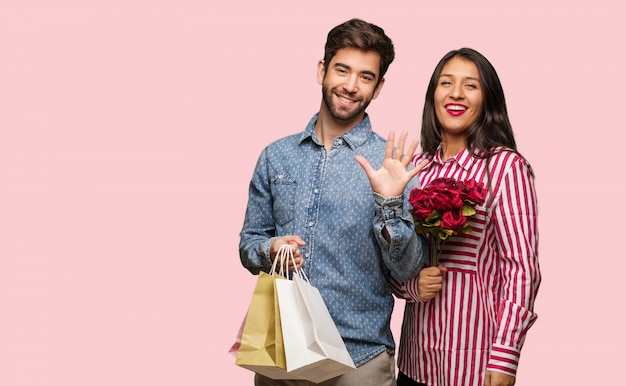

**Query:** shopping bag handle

left=272, top=244, right=310, bottom=283
left=270, top=243, right=295, bottom=277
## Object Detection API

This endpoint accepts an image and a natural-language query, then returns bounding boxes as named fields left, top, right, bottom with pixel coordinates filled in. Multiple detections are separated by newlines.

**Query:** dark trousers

left=396, top=372, right=427, bottom=386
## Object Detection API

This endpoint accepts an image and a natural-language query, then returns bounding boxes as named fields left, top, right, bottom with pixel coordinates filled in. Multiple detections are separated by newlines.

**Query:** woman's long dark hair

left=421, top=48, right=533, bottom=200
left=421, top=48, right=517, bottom=158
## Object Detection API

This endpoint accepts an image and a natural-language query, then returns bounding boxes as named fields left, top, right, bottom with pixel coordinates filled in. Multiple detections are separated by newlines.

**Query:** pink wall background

left=1, top=1, right=624, bottom=385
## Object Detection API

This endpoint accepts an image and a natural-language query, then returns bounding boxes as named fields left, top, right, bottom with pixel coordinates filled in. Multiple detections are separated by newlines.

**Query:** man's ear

left=317, top=60, right=325, bottom=85
left=372, top=77, right=385, bottom=99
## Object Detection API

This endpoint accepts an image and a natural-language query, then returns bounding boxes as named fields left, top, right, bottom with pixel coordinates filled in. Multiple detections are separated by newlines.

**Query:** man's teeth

left=340, top=96, right=353, bottom=103
left=447, top=105, right=466, bottom=111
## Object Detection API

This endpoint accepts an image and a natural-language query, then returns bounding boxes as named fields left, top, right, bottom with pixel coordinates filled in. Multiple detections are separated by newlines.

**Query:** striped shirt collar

left=432, top=144, right=475, bottom=172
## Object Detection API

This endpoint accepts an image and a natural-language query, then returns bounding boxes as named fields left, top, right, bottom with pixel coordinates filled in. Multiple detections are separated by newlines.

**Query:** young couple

left=239, top=18, right=540, bottom=386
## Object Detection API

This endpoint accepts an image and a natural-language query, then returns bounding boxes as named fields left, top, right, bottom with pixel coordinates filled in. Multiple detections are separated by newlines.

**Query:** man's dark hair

left=323, top=18, right=395, bottom=82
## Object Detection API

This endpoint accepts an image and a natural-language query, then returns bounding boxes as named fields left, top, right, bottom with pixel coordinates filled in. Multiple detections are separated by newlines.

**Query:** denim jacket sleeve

left=372, top=178, right=428, bottom=282
left=238, top=148, right=277, bottom=275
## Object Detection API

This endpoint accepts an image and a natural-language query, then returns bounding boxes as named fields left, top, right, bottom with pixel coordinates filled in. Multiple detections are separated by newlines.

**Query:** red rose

left=465, top=180, right=487, bottom=205
left=408, top=187, right=423, bottom=205
left=430, top=187, right=463, bottom=211
left=455, top=179, right=487, bottom=206
left=457, top=181, right=472, bottom=201
left=440, top=207, right=467, bottom=231
left=409, top=189, right=435, bottom=221
left=429, top=177, right=458, bottom=190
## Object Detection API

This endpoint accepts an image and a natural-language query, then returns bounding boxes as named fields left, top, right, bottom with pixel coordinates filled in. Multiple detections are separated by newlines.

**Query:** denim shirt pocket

left=271, top=171, right=297, bottom=226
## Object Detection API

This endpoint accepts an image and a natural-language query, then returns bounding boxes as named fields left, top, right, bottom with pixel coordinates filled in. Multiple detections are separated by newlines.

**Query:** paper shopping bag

left=275, top=271, right=356, bottom=383
left=235, top=270, right=301, bottom=380
left=228, top=310, right=246, bottom=357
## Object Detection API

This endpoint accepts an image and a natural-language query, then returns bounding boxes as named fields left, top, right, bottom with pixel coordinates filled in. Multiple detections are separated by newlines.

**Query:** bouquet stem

left=428, top=235, right=441, bottom=267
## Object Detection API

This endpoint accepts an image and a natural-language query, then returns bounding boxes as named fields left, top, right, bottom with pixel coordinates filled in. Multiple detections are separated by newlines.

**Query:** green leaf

left=425, top=209, right=442, bottom=223
left=459, top=223, right=472, bottom=234
left=462, top=203, right=476, bottom=216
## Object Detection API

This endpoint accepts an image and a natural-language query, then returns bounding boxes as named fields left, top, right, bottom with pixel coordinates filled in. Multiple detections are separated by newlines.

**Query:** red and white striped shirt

left=391, top=146, right=541, bottom=385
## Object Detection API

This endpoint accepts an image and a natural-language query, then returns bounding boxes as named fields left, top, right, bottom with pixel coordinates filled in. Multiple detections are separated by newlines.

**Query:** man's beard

left=321, top=84, right=373, bottom=122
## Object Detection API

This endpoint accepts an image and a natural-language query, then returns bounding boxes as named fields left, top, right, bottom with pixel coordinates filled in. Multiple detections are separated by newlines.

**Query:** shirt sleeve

left=238, top=148, right=277, bottom=275
left=388, top=274, right=427, bottom=303
left=486, top=158, right=541, bottom=376
left=372, top=177, right=428, bottom=282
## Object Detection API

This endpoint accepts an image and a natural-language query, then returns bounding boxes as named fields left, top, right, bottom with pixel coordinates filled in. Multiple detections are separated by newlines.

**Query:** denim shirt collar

left=298, top=113, right=373, bottom=150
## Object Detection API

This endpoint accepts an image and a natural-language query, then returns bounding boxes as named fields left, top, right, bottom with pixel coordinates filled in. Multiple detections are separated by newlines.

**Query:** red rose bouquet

left=408, top=177, right=487, bottom=266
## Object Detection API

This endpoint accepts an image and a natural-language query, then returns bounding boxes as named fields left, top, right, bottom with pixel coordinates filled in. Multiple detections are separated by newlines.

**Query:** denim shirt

left=239, top=113, right=427, bottom=366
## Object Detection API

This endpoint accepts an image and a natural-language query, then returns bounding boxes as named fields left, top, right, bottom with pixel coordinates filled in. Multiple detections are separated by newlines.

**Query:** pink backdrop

left=1, top=1, right=624, bottom=385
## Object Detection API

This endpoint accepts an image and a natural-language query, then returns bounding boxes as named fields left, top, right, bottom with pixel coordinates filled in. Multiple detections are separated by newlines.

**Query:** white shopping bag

left=275, top=248, right=356, bottom=383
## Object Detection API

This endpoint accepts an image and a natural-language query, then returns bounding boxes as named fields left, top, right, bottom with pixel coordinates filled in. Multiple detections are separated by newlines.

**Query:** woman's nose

left=450, top=83, right=463, bottom=99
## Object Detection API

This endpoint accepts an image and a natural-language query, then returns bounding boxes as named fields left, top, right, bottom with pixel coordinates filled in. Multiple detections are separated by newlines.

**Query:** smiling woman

left=434, top=56, right=484, bottom=150
left=390, top=48, right=541, bottom=386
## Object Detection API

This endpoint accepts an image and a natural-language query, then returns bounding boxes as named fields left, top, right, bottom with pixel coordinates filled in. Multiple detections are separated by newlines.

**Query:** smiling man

left=239, top=18, right=428, bottom=386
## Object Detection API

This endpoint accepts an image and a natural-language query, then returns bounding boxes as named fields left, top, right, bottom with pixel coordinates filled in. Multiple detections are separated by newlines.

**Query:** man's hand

left=355, top=130, right=429, bottom=198
left=270, top=236, right=306, bottom=271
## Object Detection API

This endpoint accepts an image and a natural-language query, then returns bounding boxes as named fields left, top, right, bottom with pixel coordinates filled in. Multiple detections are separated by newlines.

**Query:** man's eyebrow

left=334, top=62, right=378, bottom=79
